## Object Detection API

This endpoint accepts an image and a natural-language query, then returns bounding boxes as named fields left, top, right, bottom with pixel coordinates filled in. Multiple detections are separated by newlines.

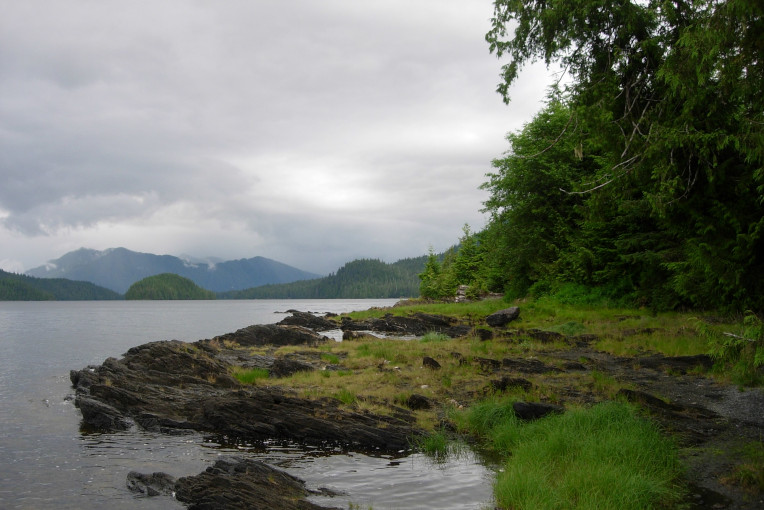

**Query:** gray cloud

left=0, top=0, right=555, bottom=275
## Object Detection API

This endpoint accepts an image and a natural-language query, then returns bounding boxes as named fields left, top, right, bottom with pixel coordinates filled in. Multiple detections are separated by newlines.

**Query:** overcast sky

left=0, top=0, right=555, bottom=275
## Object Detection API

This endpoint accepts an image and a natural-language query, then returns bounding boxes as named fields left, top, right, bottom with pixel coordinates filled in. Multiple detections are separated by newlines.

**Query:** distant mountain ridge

left=25, top=247, right=321, bottom=294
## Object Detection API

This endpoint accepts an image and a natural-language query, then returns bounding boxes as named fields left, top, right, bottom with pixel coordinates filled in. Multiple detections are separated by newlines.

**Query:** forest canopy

left=421, top=0, right=763, bottom=313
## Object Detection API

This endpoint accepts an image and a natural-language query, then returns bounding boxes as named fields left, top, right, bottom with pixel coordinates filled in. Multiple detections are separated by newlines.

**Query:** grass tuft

left=231, top=366, right=269, bottom=384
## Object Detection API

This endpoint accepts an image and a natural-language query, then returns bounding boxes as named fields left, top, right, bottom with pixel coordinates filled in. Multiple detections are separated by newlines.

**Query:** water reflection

left=200, top=436, right=497, bottom=509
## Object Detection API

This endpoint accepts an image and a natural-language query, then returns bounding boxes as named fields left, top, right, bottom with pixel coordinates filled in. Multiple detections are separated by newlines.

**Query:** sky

left=0, top=0, right=556, bottom=275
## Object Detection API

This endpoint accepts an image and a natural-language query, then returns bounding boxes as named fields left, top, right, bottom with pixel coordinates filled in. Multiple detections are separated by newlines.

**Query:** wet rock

left=270, top=357, right=315, bottom=378
left=512, top=401, right=564, bottom=421
left=71, top=340, right=415, bottom=451
left=485, top=307, right=520, bottom=327
left=174, top=457, right=338, bottom=510
left=126, top=471, right=176, bottom=497
left=215, top=324, right=329, bottom=347
left=422, top=356, right=441, bottom=370
left=278, top=311, right=338, bottom=331
left=616, top=388, right=724, bottom=442
left=342, top=330, right=369, bottom=341
left=75, top=396, right=132, bottom=431
left=490, top=376, right=533, bottom=393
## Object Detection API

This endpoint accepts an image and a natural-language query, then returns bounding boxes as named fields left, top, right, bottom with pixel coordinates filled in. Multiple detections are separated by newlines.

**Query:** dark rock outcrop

left=474, top=357, right=502, bottom=372
left=502, top=357, right=561, bottom=374
left=214, top=324, right=329, bottom=347
left=490, top=376, right=533, bottom=393
left=485, top=307, right=520, bottom=327
left=278, top=311, right=338, bottom=331
left=129, top=457, right=340, bottom=510
left=270, top=357, right=315, bottom=378
left=126, top=471, right=177, bottom=497
left=340, top=312, right=470, bottom=338
left=71, top=340, right=415, bottom=451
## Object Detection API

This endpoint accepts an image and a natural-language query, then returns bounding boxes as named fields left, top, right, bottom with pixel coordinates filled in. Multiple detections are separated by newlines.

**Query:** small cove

left=0, top=300, right=495, bottom=509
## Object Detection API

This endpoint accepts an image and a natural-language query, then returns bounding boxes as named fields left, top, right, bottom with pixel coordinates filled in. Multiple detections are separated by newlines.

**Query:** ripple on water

left=204, top=438, right=497, bottom=510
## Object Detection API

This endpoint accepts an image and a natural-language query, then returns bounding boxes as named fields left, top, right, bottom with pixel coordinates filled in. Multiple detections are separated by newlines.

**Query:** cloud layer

left=0, top=0, right=554, bottom=274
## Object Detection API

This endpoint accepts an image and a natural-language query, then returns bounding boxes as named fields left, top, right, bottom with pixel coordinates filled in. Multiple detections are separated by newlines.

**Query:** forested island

left=125, top=273, right=217, bottom=300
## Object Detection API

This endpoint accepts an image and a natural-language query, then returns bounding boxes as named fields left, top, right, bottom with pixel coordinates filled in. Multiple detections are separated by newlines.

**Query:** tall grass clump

left=455, top=399, right=683, bottom=509
left=230, top=366, right=269, bottom=385
left=413, top=429, right=466, bottom=461
left=419, top=331, right=450, bottom=343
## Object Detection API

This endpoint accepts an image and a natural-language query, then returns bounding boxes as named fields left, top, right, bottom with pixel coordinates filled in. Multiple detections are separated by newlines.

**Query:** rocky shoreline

left=70, top=310, right=468, bottom=508
left=71, top=307, right=764, bottom=509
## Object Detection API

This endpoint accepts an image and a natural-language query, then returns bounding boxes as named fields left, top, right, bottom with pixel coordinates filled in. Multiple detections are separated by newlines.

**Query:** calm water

left=0, top=300, right=495, bottom=509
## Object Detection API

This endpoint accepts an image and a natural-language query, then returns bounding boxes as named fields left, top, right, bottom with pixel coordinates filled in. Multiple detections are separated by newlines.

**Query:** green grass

left=419, top=332, right=451, bottom=343
left=334, top=388, right=357, bottom=405
left=230, top=366, right=269, bottom=384
left=724, top=440, right=764, bottom=491
left=321, top=353, right=341, bottom=364
left=454, top=399, right=684, bottom=509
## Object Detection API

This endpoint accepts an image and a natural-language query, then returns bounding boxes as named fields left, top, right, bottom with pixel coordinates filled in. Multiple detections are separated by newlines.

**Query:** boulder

left=405, top=394, right=433, bottom=410
left=126, top=471, right=176, bottom=497
left=422, top=356, right=441, bottom=370
left=215, top=324, right=329, bottom=347
left=490, top=376, right=533, bottom=393
left=512, top=401, right=564, bottom=421
left=486, top=307, right=520, bottom=327
left=174, top=457, right=339, bottom=510
left=277, top=311, right=338, bottom=331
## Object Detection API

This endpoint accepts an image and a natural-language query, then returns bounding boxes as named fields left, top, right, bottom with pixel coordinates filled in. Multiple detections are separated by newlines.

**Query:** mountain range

left=25, top=247, right=321, bottom=294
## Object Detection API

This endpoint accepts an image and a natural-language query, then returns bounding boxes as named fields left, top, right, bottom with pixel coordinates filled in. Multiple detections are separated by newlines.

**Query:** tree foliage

left=474, top=0, right=763, bottom=312
left=418, top=226, right=486, bottom=300
left=125, top=273, right=216, bottom=300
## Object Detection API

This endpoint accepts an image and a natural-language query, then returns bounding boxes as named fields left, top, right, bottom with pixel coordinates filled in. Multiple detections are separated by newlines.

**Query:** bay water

left=0, top=300, right=495, bottom=509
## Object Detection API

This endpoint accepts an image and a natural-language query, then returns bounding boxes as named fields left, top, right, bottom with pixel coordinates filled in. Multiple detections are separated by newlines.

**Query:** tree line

left=421, top=1, right=763, bottom=314
left=0, top=269, right=122, bottom=300
left=221, top=257, right=425, bottom=299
